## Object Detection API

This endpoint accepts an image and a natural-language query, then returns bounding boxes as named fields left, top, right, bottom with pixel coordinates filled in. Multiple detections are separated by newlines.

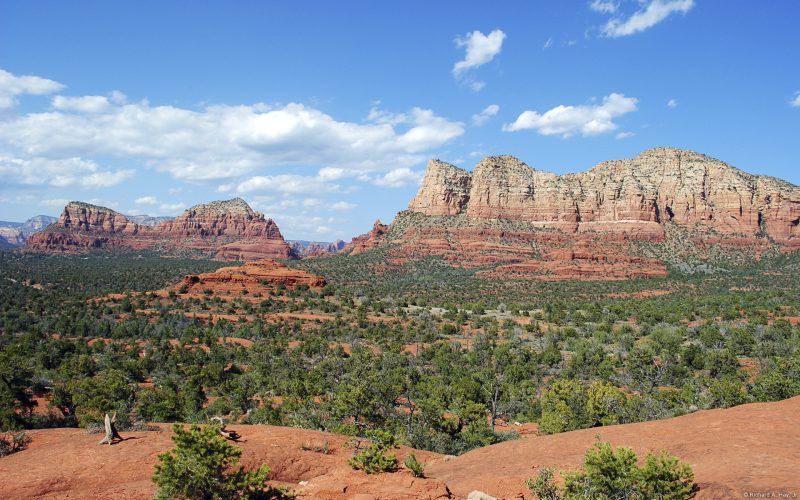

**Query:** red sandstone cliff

left=367, top=148, right=799, bottom=280
left=26, top=198, right=294, bottom=261
left=409, top=148, right=800, bottom=242
left=343, top=219, right=389, bottom=256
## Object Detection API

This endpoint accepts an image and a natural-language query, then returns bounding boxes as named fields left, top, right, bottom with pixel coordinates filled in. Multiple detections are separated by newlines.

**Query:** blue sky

left=1, top=0, right=798, bottom=240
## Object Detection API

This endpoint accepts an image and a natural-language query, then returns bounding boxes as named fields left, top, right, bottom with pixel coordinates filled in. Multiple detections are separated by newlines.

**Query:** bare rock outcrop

left=357, top=148, right=798, bottom=280
left=26, top=198, right=294, bottom=261
left=408, top=159, right=472, bottom=216
left=343, top=219, right=389, bottom=255
left=180, top=259, right=325, bottom=296
left=410, top=148, right=800, bottom=243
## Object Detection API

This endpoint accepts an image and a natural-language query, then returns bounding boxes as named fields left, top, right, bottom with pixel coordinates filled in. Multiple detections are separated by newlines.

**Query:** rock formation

left=128, top=215, right=174, bottom=226
left=0, top=215, right=59, bottom=247
left=288, top=240, right=346, bottom=258
left=358, top=148, right=799, bottom=280
left=410, top=149, right=800, bottom=241
left=343, top=220, right=389, bottom=256
left=179, top=259, right=325, bottom=296
left=26, top=198, right=294, bottom=261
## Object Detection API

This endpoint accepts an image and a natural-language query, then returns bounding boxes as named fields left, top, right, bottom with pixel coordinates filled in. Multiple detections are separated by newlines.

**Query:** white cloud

left=472, top=104, right=500, bottom=125
left=330, top=201, right=356, bottom=211
left=52, top=95, right=110, bottom=113
left=134, top=196, right=158, bottom=205
left=503, top=93, right=638, bottom=137
left=616, top=131, right=634, bottom=139
left=0, top=69, right=64, bottom=109
left=236, top=174, right=339, bottom=195
left=453, top=29, right=506, bottom=78
left=468, top=80, right=486, bottom=92
left=543, top=37, right=554, bottom=50
left=589, top=0, right=618, bottom=14
left=603, top=0, right=694, bottom=38
left=0, top=155, right=133, bottom=188
left=790, top=92, right=800, bottom=108
left=374, top=167, right=423, bottom=187
left=0, top=94, right=463, bottom=183
left=159, top=202, right=185, bottom=213
left=41, top=198, right=70, bottom=208
left=667, top=99, right=678, bottom=108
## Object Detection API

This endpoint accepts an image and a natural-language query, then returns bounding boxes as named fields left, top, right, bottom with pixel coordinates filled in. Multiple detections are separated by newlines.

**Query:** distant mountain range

left=0, top=215, right=58, bottom=248
left=13, top=148, right=800, bottom=279
left=340, top=147, right=799, bottom=280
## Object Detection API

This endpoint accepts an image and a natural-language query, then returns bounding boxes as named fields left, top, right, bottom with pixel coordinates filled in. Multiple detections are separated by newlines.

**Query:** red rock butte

left=344, top=147, right=799, bottom=280
left=25, top=198, right=294, bottom=261
left=179, top=259, right=325, bottom=296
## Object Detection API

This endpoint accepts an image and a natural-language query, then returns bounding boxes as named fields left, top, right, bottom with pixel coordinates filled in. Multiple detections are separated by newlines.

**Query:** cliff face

left=26, top=198, right=294, bottom=261
left=58, top=201, right=139, bottom=234
left=362, top=148, right=799, bottom=280
left=343, top=220, right=389, bottom=256
left=409, top=148, right=800, bottom=242
left=408, top=160, right=472, bottom=216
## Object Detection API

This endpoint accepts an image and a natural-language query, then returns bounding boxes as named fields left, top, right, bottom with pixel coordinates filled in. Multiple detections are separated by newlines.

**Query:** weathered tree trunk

left=98, top=412, right=123, bottom=445
left=211, top=416, right=240, bottom=441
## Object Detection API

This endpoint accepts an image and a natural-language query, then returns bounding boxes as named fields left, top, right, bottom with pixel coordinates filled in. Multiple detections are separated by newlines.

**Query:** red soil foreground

left=1, top=397, right=799, bottom=499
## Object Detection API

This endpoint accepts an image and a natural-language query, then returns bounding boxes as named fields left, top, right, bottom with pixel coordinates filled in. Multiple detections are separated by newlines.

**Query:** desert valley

left=2, top=2, right=800, bottom=499
left=2, top=147, right=800, bottom=498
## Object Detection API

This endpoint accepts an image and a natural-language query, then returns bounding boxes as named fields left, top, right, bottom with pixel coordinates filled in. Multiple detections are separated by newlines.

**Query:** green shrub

left=348, top=430, right=399, bottom=474
left=563, top=440, right=639, bottom=498
left=404, top=452, right=425, bottom=478
left=0, top=431, right=32, bottom=457
left=557, top=439, right=694, bottom=499
left=153, top=423, right=284, bottom=499
left=526, top=466, right=560, bottom=499
left=636, top=450, right=695, bottom=498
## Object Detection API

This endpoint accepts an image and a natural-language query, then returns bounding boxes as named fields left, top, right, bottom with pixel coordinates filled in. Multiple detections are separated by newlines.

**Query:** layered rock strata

left=26, top=198, right=294, bottom=261
left=408, top=148, right=800, bottom=242
left=364, top=148, right=799, bottom=280
left=179, top=259, right=325, bottom=296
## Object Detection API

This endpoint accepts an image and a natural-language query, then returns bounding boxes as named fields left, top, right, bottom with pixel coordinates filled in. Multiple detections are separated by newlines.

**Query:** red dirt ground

left=1, top=398, right=798, bottom=499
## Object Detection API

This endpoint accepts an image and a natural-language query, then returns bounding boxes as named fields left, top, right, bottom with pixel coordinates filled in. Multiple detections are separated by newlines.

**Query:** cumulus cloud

left=616, top=131, right=634, bottom=139
left=602, top=0, right=694, bottom=37
left=0, top=69, right=64, bottom=109
left=453, top=29, right=506, bottom=78
left=472, top=104, right=500, bottom=125
left=330, top=201, right=356, bottom=211
left=0, top=155, right=133, bottom=188
left=236, top=174, right=339, bottom=195
left=667, top=98, right=678, bottom=108
left=0, top=73, right=464, bottom=185
left=159, top=202, right=186, bottom=213
left=791, top=92, right=800, bottom=108
left=52, top=95, right=111, bottom=113
left=374, top=167, right=423, bottom=187
left=503, top=93, right=638, bottom=137
left=134, top=196, right=158, bottom=205
left=589, top=0, right=618, bottom=14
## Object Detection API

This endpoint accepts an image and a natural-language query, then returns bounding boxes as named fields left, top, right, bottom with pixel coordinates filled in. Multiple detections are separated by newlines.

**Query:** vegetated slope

left=1, top=397, right=798, bottom=499
left=25, top=198, right=294, bottom=261
left=339, top=147, right=800, bottom=281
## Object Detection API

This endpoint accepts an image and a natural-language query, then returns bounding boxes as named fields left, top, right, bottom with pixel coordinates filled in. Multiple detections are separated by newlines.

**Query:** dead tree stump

left=211, top=416, right=240, bottom=441
left=98, top=412, right=123, bottom=445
